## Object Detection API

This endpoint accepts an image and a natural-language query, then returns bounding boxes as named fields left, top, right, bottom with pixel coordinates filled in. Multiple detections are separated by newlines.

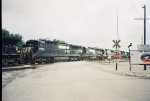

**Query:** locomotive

left=20, top=39, right=102, bottom=64
left=2, top=36, right=21, bottom=66
left=2, top=36, right=129, bottom=66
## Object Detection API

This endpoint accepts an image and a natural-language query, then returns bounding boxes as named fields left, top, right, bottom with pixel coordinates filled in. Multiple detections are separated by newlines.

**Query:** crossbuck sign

left=113, top=40, right=121, bottom=49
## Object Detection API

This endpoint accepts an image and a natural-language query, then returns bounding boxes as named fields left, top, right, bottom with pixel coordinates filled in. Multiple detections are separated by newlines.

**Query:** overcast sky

left=2, top=0, right=150, bottom=51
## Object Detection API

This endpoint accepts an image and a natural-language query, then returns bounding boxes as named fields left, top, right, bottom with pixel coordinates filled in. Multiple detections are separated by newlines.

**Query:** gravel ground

left=2, top=60, right=150, bottom=88
left=2, top=61, right=150, bottom=101
left=91, top=60, right=150, bottom=79
left=2, top=69, right=34, bottom=88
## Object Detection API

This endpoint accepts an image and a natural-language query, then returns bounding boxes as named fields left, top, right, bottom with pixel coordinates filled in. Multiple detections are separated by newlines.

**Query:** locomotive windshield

left=88, top=48, right=95, bottom=54
left=58, top=45, right=69, bottom=49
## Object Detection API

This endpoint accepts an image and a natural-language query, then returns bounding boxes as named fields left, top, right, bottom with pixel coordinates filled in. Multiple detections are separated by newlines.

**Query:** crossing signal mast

left=112, top=8, right=121, bottom=71
left=134, top=5, right=150, bottom=70
left=113, top=8, right=121, bottom=52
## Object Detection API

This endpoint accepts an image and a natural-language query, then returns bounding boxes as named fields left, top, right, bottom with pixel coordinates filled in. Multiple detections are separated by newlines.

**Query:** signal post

left=113, top=40, right=121, bottom=71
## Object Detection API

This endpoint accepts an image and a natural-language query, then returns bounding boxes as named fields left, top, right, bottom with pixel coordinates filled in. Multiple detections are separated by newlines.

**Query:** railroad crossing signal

left=113, top=40, right=121, bottom=48
left=114, top=53, right=119, bottom=59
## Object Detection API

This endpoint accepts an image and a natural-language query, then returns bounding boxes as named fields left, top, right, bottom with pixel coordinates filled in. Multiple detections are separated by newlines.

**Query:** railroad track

left=2, top=59, right=130, bottom=71
left=2, top=61, right=65, bottom=72
left=2, top=65, right=36, bottom=72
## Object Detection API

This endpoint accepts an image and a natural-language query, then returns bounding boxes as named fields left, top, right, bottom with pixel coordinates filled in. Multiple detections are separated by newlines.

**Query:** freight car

left=2, top=36, right=21, bottom=66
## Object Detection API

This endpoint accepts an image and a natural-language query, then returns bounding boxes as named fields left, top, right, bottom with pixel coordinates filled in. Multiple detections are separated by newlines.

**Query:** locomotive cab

left=20, top=40, right=37, bottom=64
left=2, top=36, right=21, bottom=66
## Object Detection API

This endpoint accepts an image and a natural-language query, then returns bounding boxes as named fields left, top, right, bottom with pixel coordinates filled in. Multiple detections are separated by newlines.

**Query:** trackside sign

left=130, top=50, right=150, bottom=65
left=137, top=44, right=150, bottom=51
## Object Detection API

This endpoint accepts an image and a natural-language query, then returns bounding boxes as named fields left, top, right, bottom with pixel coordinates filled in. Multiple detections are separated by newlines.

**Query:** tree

left=14, top=34, right=23, bottom=39
left=38, top=38, right=47, bottom=41
left=2, top=28, right=10, bottom=36
left=14, top=33, right=24, bottom=48
left=10, top=33, right=15, bottom=37
left=2, top=28, right=25, bottom=48
left=53, top=39, right=67, bottom=44
left=17, top=41, right=25, bottom=48
left=16, top=34, right=24, bottom=48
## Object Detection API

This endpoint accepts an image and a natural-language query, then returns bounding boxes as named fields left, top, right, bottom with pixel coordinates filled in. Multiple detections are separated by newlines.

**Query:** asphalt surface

left=2, top=61, right=150, bottom=101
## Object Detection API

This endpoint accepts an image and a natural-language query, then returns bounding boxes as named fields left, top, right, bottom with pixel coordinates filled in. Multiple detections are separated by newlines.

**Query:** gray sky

left=2, top=0, right=150, bottom=51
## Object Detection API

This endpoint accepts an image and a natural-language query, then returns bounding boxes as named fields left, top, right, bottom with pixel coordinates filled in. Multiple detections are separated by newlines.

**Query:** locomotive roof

left=69, top=44, right=83, bottom=47
left=2, top=36, right=21, bottom=41
left=38, top=41, right=45, bottom=43
left=2, top=36, right=21, bottom=45
left=26, top=40, right=47, bottom=44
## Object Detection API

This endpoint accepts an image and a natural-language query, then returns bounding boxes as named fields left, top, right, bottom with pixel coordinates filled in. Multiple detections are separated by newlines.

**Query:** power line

left=7, top=0, right=76, bottom=28
left=4, top=0, right=48, bottom=24
left=129, top=0, right=142, bottom=17
left=116, top=8, right=119, bottom=40
left=139, top=0, right=143, bottom=6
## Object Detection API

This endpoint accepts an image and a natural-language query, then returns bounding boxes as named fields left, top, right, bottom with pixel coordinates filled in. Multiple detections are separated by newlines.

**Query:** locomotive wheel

left=13, top=60, right=19, bottom=65
left=50, top=57, right=54, bottom=63
left=25, top=62, right=28, bottom=65
left=30, top=60, right=35, bottom=64
left=24, top=59, right=28, bottom=64
left=67, top=57, right=71, bottom=62
left=38, top=61, right=42, bottom=64
left=52, top=58, right=54, bottom=62
left=4, top=61, right=8, bottom=66
left=48, top=59, right=51, bottom=63
left=4, top=58, right=8, bottom=66
left=39, top=58, right=43, bottom=64
left=45, top=59, right=49, bottom=64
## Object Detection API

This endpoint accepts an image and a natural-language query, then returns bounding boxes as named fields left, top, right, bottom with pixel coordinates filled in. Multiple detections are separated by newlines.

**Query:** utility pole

left=143, top=5, right=146, bottom=70
left=134, top=5, right=150, bottom=70
left=128, top=43, right=132, bottom=71
left=143, top=5, right=146, bottom=45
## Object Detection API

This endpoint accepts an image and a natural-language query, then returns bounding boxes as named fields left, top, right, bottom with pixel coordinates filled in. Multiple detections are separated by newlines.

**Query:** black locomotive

left=20, top=39, right=89, bottom=64
left=2, top=37, right=129, bottom=66
left=2, top=36, right=21, bottom=66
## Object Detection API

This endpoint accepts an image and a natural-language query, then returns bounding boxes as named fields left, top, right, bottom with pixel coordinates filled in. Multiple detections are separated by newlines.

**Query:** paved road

left=2, top=61, right=150, bottom=101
